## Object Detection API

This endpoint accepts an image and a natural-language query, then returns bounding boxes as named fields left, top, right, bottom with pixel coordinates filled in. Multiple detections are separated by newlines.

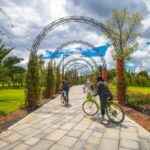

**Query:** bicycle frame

left=85, top=93, right=100, bottom=108
left=85, top=93, right=117, bottom=109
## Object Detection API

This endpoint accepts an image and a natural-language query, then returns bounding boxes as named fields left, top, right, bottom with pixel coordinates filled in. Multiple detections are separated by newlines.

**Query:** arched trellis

left=64, top=62, right=92, bottom=73
left=59, top=58, right=96, bottom=73
left=66, top=64, right=91, bottom=76
left=65, top=64, right=91, bottom=80
left=30, top=16, right=110, bottom=82
left=31, top=16, right=108, bottom=54
left=53, top=40, right=100, bottom=67
left=58, top=56, right=98, bottom=71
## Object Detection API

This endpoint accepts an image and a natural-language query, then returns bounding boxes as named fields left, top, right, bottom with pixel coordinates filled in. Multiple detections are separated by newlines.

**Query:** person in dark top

left=96, top=76, right=113, bottom=120
left=61, top=80, right=70, bottom=103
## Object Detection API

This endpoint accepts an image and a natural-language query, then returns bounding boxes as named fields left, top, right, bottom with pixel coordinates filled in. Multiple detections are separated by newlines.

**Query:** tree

left=101, top=9, right=142, bottom=104
left=55, top=66, right=61, bottom=92
left=45, top=61, right=55, bottom=98
left=0, top=39, right=13, bottom=63
left=137, top=71, right=149, bottom=79
left=0, top=40, right=26, bottom=87
left=25, top=52, right=41, bottom=111
left=3, top=56, right=25, bottom=86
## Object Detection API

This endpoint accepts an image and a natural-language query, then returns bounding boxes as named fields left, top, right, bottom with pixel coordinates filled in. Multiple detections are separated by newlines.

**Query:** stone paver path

left=0, top=86, right=149, bottom=150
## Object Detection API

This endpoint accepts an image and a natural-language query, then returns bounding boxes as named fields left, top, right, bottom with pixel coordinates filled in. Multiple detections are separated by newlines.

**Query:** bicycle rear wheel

left=82, top=101, right=99, bottom=116
left=106, top=103, right=125, bottom=124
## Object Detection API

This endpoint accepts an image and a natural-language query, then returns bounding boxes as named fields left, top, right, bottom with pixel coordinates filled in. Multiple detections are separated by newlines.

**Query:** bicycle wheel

left=82, top=101, right=99, bottom=116
left=106, top=103, right=125, bottom=124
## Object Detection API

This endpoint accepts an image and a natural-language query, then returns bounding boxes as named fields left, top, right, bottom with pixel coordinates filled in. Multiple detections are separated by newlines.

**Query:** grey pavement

left=0, top=85, right=149, bottom=150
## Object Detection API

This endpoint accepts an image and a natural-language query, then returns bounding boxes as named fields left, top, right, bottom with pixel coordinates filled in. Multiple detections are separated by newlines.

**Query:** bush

left=127, top=94, right=150, bottom=115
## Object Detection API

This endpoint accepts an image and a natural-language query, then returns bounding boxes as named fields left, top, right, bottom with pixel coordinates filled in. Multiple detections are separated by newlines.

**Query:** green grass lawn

left=109, top=84, right=150, bottom=95
left=109, top=84, right=150, bottom=108
left=128, top=86, right=150, bottom=95
left=0, top=89, right=25, bottom=115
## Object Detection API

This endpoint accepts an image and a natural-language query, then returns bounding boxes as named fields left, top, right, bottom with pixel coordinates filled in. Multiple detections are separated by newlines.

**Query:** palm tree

left=101, top=9, right=142, bottom=104
left=0, top=39, right=12, bottom=63
left=3, top=56, right=25, bottom=87
left=0, top=40, right=13, bottom=87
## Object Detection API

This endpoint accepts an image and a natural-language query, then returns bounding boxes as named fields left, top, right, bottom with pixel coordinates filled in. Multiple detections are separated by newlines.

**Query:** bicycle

left=60, top=90, right=68, bottom=106
left=82, top=93, right=125, bottom=124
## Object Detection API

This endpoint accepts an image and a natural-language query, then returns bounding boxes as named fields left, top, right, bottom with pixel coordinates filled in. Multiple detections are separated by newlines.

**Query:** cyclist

left=83, top=79, right=92, bottom=93
left=61, top=79, right=70, bottom=104
left=96, top=76, right=113, bottom=120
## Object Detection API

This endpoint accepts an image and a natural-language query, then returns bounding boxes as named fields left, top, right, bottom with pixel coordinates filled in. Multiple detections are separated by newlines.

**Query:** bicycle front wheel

left=82, top=101, right=99, bottom=116
left=106, top=103, right=125, bottom=124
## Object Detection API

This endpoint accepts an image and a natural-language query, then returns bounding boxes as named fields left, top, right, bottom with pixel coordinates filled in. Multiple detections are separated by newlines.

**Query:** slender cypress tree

left=45, top=61, right=55, bottom=98
left=25, top=52, right=41, bottom=111
left=55, top=66, right=61, bottom=92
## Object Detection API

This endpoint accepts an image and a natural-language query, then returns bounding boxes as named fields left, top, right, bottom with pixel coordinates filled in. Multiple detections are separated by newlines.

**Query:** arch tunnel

left=31, top=16, right=110, bottom=80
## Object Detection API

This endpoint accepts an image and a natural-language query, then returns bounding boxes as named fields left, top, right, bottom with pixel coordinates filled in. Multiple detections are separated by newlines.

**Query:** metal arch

left=65, top=62, right=91, bottom=73
left=59, top=58, right=96, bottom=72
left=66, top=64, right=91, bottom=76
left=31, top=16, right=107, bottom=53
left=66, top=65, right=90, bottom=75
left=61, top=58, right=95, bottom=71
left=56, top=40, right=95, bottom=51
left=54, top=40, right=99, bottom=67
left=77, top=67, right=91, bottom=75
left=78, top=67, right=91, bottom=74
left=65, top=62, right=91, bottom=72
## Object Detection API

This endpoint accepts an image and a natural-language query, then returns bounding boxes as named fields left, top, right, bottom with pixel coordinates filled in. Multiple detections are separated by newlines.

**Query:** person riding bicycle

left=61, top=79, right=70, bottom=104
left=96, top=76, right=113, bottom=120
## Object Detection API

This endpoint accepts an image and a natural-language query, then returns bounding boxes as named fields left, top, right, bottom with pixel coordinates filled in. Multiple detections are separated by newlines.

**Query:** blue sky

left=0, top=0, right=150, bottom=72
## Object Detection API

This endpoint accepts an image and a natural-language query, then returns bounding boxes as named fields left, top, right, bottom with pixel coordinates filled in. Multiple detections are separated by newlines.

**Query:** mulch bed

left=0, top=109, right=28, bottom=133
left=123, top=106, right=150, bottom=131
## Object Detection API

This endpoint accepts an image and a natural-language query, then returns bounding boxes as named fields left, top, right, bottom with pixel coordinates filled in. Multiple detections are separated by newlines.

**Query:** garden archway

left=59, top=57, right=96, bottom=73
left=64, top=62, right=91, bottom=73
left=54, top=40, right=103, bottom=68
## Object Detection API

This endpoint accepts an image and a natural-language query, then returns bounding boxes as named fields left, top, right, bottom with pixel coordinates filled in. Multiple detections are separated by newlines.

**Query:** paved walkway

left=0, top=86, right=149, bottom=150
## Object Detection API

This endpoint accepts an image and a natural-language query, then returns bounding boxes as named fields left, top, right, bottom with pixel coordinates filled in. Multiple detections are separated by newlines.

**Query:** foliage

left=127, top=94, right=150, bottom=106
left=109, top=69, right=150, bottom=87
left=25, top=52, right=41, bottom=111
left=102, top=9, right=142, bottom=59
left=0, top=39, right=13, bottom=63
left=55, top=66, right=61, bottom=92
left=101, top=9, right=142, bottom=104
left=126, top=71, right=150, bottom=87
left=127, top=94, right=150, bottom=115
left=44, top=61, right=56, bottom=98
left=0, top=40, right=25, bottom=88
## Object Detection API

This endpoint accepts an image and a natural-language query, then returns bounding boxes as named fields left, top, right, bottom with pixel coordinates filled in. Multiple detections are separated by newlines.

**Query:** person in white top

left=83, top=79, right=91, bottom=93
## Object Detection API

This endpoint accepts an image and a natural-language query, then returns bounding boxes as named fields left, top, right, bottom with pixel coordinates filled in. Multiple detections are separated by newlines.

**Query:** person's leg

left=66, top=90, right=69, bottom=104
left=100, top=99, right=106, bottom=119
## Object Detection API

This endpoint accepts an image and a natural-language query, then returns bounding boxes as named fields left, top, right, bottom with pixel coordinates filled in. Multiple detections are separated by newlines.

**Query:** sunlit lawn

left=128, top=86, right=150, bottom=95
left=0, top=89, right=25, bottom=115
left=109, top=84, right=150, bottom=95
left=109, top=84, right=150, bottom=107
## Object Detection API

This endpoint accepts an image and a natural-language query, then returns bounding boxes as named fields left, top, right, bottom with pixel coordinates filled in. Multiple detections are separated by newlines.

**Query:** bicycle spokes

left=107, top=104, right=125, bottom=124
left=82, top=101, right=98, bottom=116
